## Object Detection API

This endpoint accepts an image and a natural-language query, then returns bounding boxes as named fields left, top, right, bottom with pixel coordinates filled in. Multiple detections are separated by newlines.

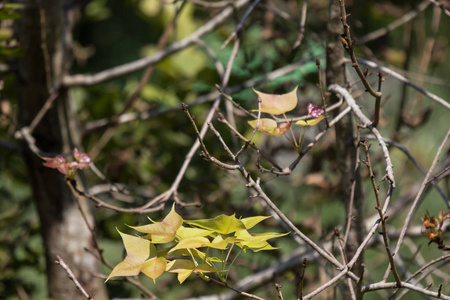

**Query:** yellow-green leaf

left=241, top=216, right=271, bottom=229
left=176, top=226, right=213, bottom=239
left=106, top=230, right=152, bottom=281
left=141, top=256, right=167, bottom=283
left=209, top=235, right=231, bottom=250
left=166, top=259, right=194, bottom=284
left=253, top=86, right=298, bottom=115
left=169, top=237, right=211, bottom=253
left=233, top=230, right=289, bottom=251
left=170, top=248, right=221, bottom=263
left=166, top=259, right=219, bottom=283
left=130, top=205, right=183, bottom=243
left=185, top=214, right=246, bottom=235
left=295, top=115, right=324, bottom=126
left=248, top=119, right=291, bottom=136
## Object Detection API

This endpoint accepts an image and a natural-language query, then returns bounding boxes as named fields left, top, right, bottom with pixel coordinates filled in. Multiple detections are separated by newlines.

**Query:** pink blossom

left=307, top=103, right=322, bottom=118
left=42, top=155, right=69, bottom=174
left=73, top=148, right=91, bottom=169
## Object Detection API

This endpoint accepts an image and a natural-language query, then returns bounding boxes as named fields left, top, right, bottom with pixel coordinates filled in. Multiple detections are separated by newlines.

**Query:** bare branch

left=55, top=255, right=93, bottom=300
left=358, top=1, right=431, bottom=44
left=356, top=58, right=450, bottom=110
left=428, top=0, right=450, bottom=16
left=62, top=0, right=251, bottom=86
left=361, top=281, right=450, bottom=299
left=338, top=0, right=382, bottom=126
left=384, top=128, right=450, bottom=280
left=328, top=84, right=395, bottom=186
left=221, top=0, right=261, bottom=49
left=292, top=0, right=308, bottom=49
left=360, top=139, right=401, bottom=287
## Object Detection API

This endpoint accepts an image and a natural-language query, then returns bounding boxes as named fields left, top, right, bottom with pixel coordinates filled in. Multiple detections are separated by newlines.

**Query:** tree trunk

left=326, top=0, right=365, bottom=294
left=16, top=1, right=107, bottom=299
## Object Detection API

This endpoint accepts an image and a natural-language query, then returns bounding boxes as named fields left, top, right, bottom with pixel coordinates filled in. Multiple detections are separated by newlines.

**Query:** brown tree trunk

left=16, top=1, right=107, bottom=299
left=326, top=0, right=365, bottom=295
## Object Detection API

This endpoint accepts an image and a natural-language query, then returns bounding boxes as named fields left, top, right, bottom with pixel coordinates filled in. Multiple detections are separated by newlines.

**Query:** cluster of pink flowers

left=41, top=148, right=91, bottom=177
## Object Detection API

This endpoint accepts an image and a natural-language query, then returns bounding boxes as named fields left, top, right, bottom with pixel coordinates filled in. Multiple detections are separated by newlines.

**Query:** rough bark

left=326, top=0, right=365, bottom=292
left=16, top=1, right=107, bottom=299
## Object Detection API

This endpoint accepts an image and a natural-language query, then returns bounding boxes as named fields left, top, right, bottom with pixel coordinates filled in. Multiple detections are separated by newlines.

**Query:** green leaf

left=209, top=235, right=231, bottom=250
left=130, top=205, right=183, bottom=243
left=232, top=230, right=289, bottom=251
left=185, top=214, right=246, bottom=235
left=166, top=259, right=195, bottom=284
left=240, top=216, right=271, bottom=229
left=169, top=237, right=211, bottom=253
left=295, top=115, right=324, bottom=126
left=176, top=226, right=213, bottom=239
left=170, top=248, right=222, bottom=263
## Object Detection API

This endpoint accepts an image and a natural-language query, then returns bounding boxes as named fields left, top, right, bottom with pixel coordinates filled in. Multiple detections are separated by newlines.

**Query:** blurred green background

left=1, top=0, right=449, bottom=299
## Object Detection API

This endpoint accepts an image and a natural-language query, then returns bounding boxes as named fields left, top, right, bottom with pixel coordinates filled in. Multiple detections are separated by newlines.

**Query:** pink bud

left=73, top=148, right=91, bottom=169
left=307, top=103, right=322, bottom=118
left=42, top=155, right=69, bottom=174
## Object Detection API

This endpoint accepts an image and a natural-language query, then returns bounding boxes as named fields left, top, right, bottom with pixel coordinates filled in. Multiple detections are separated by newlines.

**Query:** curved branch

left=328, top=84, right=396, bottom=187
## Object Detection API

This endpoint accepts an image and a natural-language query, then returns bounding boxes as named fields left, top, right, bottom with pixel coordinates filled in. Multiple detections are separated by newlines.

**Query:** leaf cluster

left=107, top=206, right=287, bottom=284
left=422, top=209, right=450, bottom=250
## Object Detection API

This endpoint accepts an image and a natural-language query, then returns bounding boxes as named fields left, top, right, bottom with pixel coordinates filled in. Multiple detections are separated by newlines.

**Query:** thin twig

left=292, top=0, right=308, bottom=49
left=82, top=57, right=320, bottom=133
left=356, top=58, right=450, bottom=110
left=63, top=0, right=251, bottom=86
left=26, top=8, right=59, bottom=134
left=383, top=129, right=450, bottom=281
left=334, top=228, right=348, bottom=265
left=88, top=2, right=187, bottom=158
left=221, top=0, right=261, bottom=50
left=364, top=134, right=450, bottom=207
left=278, top=105, right=352, bottom=175
left=234, top=95, right=261, bottom=159
left=55, top=255, right=93, bottom=300
left=67, top=179, right=165, bottom=213
left=39, top=7, right=53, bottom=93
left=358, top=1, right=430, bottom=44
left=338, top=0, right=382, bottom=126
left=361, top=281, right=450, bottom=299
left=275, top=283, right=284, bottom=300
left=428, top=0, right=450, bottom=16
left=187, top=0, right=232, bottom=8
left=217, top=113, right=284, bottom=171
left=356, top=264, right=365, bottom=300
left=316, top=59, right=330, bottom=128
left=206, top=275, right=267, bottom=300
left=328, top=84, right=395, bottom=186
left=360, top=139, right=401, bottom=287
left=247, top=178, right=358, bottom=281
left=343, top=125, right=362, bottom=246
